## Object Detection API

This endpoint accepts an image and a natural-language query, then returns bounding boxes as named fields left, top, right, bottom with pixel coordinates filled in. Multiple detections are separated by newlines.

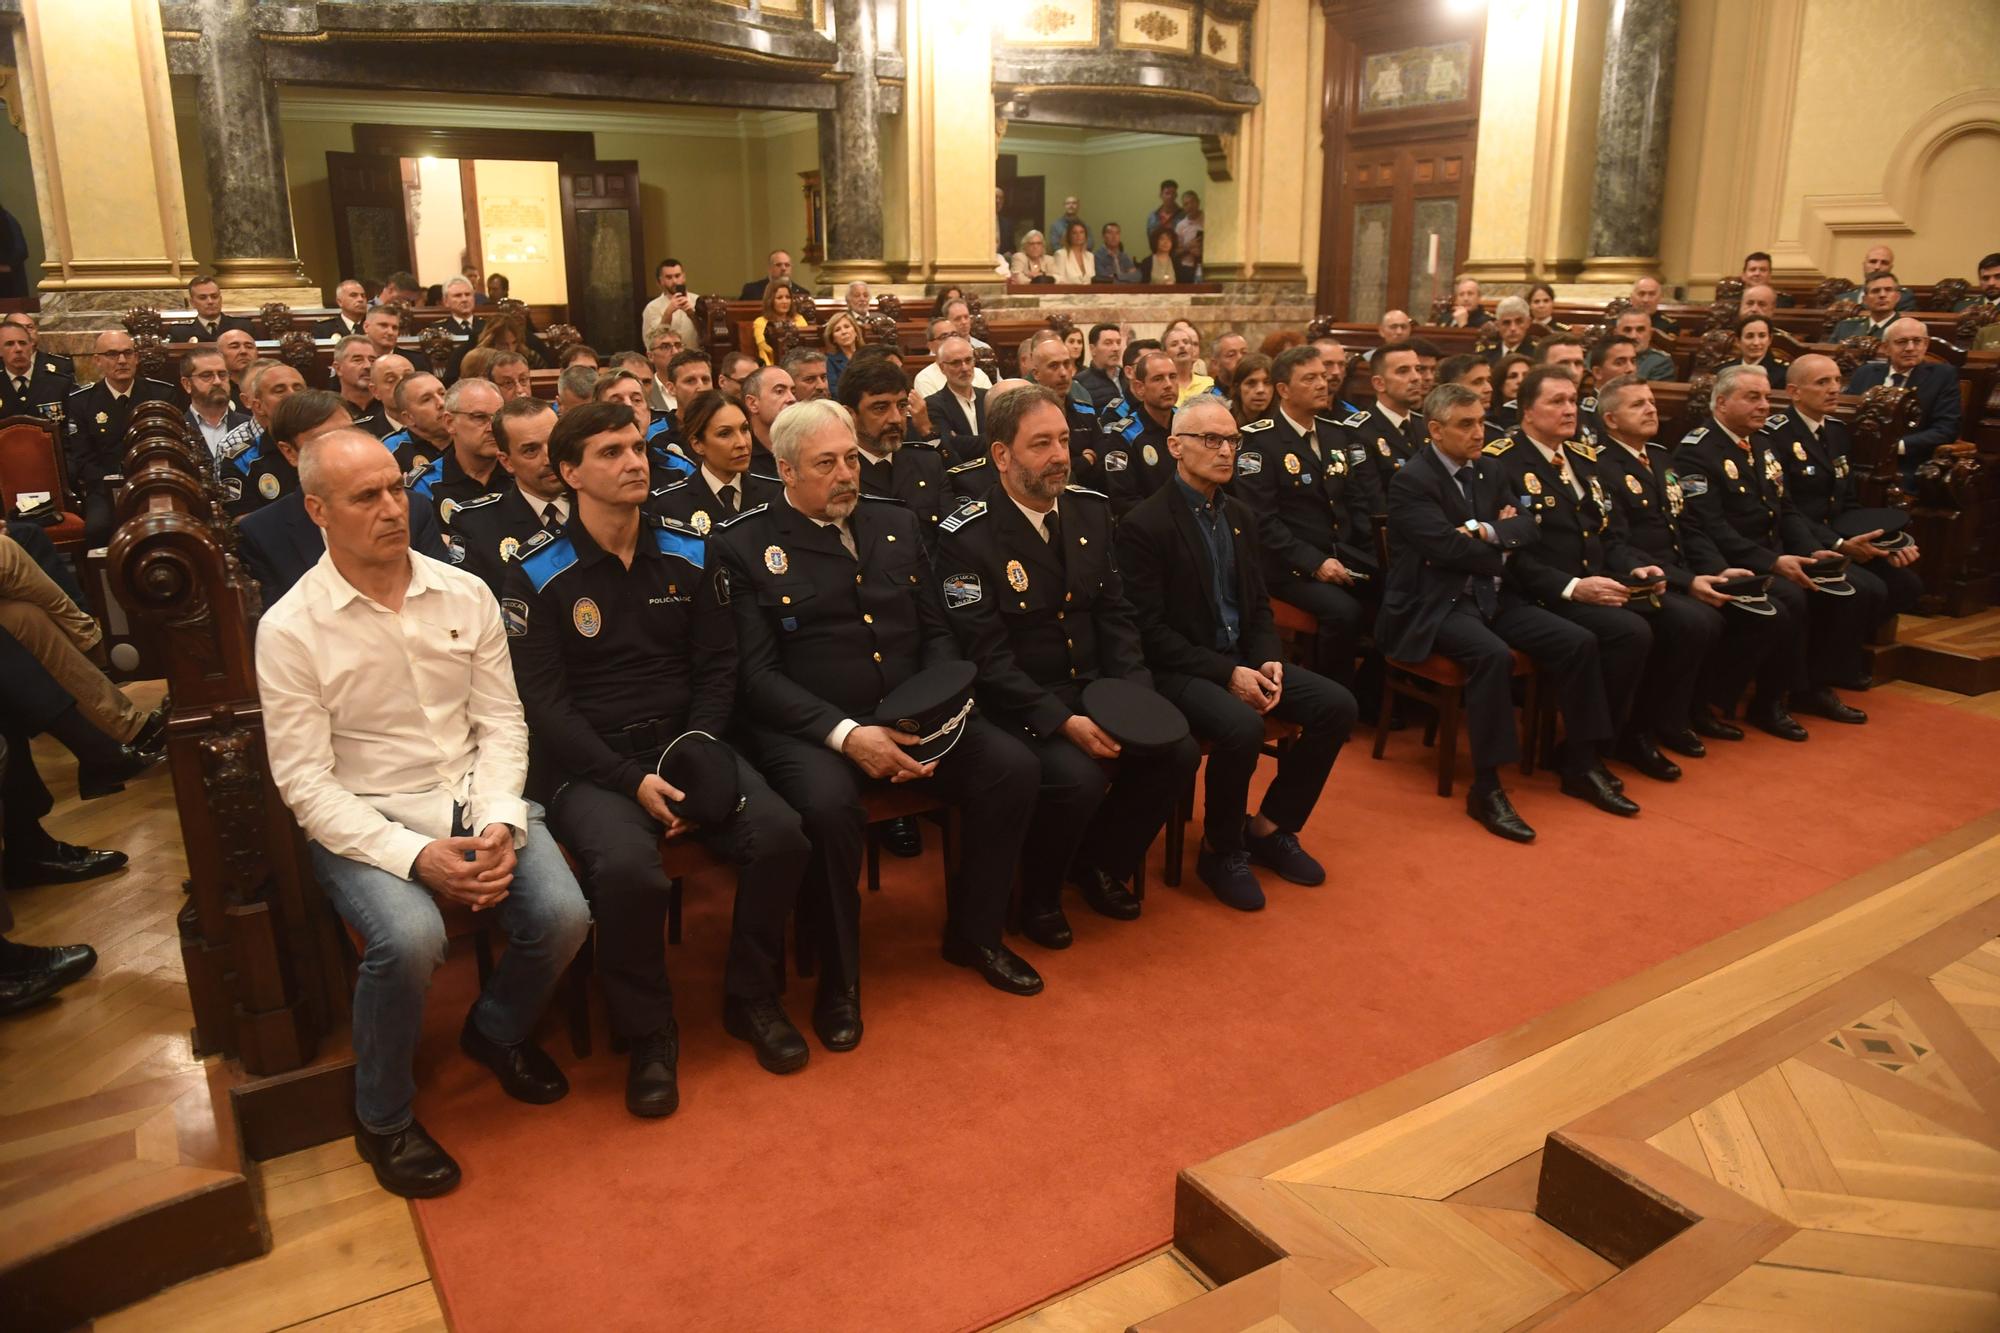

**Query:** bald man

left=64, top=331, right=177, bottom=545
left=1843, top=245, right=1916, bottom=309
left=1845, top=318, right=1962, bottom=477
left=1739, top=285, right=1779, bottom=319
left=1378, top=310, right=1413, bottom=343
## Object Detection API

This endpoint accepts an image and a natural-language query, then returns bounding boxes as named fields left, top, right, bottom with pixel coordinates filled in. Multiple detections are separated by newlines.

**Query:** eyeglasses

left=939, top=356, right=975, bottom=369
left=1174, top=431, right=1241, bottom=453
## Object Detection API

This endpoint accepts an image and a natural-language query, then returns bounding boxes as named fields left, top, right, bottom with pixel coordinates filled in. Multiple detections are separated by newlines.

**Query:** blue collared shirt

left=1175, top=473, right=1239, bottom=651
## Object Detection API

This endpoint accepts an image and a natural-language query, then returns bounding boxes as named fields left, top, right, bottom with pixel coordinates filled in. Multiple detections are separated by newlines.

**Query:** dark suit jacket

left=238, top=489, right=448, bottom=605
left=1374, top=444, right=1538, bottom=662
left=739, top=278, right=771, bottom=301
left=1, top=366, right=74, bottom=421
left=1844, top=360, right=1961, bottom=465
left=925, top=385, right=987, bottom=458
left=166, top=315, right=255, bottom=343
left=1114, top=477, right=1282, bottom=697
left=311, top=314, right=364, bottom=341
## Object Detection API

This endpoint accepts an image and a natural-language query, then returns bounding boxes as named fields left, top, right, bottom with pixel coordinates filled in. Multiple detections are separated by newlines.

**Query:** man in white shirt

left=256, top=429, right=589, bottom=1199
left=638, top=258, right=701, bottom=350
left=912, top=308, right=995, bottom=398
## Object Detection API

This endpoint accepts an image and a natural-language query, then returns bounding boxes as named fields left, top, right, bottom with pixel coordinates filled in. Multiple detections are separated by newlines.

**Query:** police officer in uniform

left=1674, top=363, right=1872, bottom=736
left=934, top=385, right=1198, bottom=949
left=1022, top=329, right=1103, bottom=488
left=451, top=397, right=566, bottom=599
left=504, top=401, right=810, bottom=1115
left=379, top=371, right=451, bottom=477
left=1334, top=342, right=1427, bottom=504
left=1099, top=347, right=1179, bottom=519
left=0, top=320, right=70, bottom=422
left=64, top=331, right=176, bottom=546
left=406, top=377, right=506, bottom=532
left=837, top=356, right=952, bottom=549
left=594, top=368, right=694, bottom=493
left=221, top=365, right=313, bottom=516
left=646, top=390, right=779, bottom=534
left=1234, top=346, right=1382, bottom=686
left=713, top=400, right=1044, bottom=1053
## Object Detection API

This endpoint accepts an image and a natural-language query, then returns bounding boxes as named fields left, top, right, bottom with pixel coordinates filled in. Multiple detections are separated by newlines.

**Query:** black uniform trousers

left=1766, top=570, right=1881, bottom=690
left=81, top=493, right=116, bottom=551
left=1023, top=731, right=1200, bottom=904
left=1629, top=592, right=1719, bottom=736
left=1270, top=579, right=1366, bottom=686
left=1165, top=665, right=1355, bottom=854
left=0, top=629, right=66, bottom=856
left=1850, top=559, right=1923, bottom=618
left=1429, top=595, right=1608, bottom=772
left=1546, top=602, right=1652, bottom=739
left=747, top=716, right=1037, bottom=989
left=550, top=752, right=807, bottom=1038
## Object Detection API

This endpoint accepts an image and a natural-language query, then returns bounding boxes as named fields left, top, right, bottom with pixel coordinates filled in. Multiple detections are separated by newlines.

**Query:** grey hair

left=1712, top=363, right=1770, bottom=402
left=845, top=280, right=869, bottom=296
left=1593, top=373, right=1648, bottom=419
left=1019, top=229, right=1046, bottom=248
left=238, top=357, right=282, bottom=401
left=937, top=333, right=973, bottom=360
left=780, top=346, right=827, bottom=374
left=1421, top=382, right=1483, bottom=420
left=444, top=276, right=473, bottom=295
left=443, top=376, right=499, bottom=411
left=769, top=398, right=854, bottom=469
left=1496, top=295, right=1530, bottom=320
left=557, top=364, right=598, bottom=399
left=1170, top=395, right=1235, bottom=433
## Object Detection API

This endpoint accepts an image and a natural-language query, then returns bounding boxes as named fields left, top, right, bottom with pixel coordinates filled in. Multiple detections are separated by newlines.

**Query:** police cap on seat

left=1082, top=678, right=1190, bottom=753
left=655, top=731, right=745, bottom=826
left=872, top=661, right=978, bottom=763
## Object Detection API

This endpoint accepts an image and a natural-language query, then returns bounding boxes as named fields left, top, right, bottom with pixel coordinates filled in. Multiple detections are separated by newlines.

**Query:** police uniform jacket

left=379, top=425, right=443, bottom=477
left=1099, top=406, right=1175, bottom=519
left=1829, top=315, right=1899, bottom=344
left=1672, top=416, right=1817, bottom=574
left=1635, top=347, right=1678, bottom=382
left=310, top=314, right=363, bottom=341
left=34, top=349, right=74, bottom=380
left=1761, top=411, right=1857, bottom=546
left=714, top=493, right=960, bottom=743
left=1375, top=445, right=1540, bottom=663
left=448, top=486, right=562, bottom=598
left=1076, top=366, right=1121, bottom=413
left=439, top=315, right=484, bottom=342
left=407, top=446, right=503, bottom=529
left=648, top=468, right=779, bottom=536
left=1332, top=404, right=1427, bottom=504
left=1735, top=355, right=1789, bottom=390
left=944, top=452, right=996, bottom=505
left=1596, top=437, right=1727, bottom=592
left=1, top=364, right=73, bottom=422
left=166, top=314, right=254, bottom=343
left=504, top=513, right=730, bottom=800
left=934, top=486, right=1147, bottom=740
left=1234, top=410, right=1381, bottom=584
left=1059, top=396, right=1104, bottom=489
left=353, top=407, right=398, bottom=441
left=859, top=443, right=952, bottom=548
left=220, top=427, right=294, bottom=516
left=63, top=377, right=176, bottom=493
left=646, top=436, right=696, bottom=493
left=1486, top=433, right=1646, bottom=604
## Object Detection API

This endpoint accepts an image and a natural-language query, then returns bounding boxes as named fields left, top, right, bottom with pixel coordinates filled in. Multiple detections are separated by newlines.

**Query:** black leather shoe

left=1069, top=866, right=1141, bottom=920
left=723, top=995, right=810, bottom=1074
left=1020, top=900, right=1073, bottom=950
left=1243, top=826, right=1326, bottom=885
left=1748, top=705, right=1809, bottom=742
left=354, top=1119, right=460, bottom=1198
left=1794, top=687, right=1867, bottom=725
left=1197, top=847, right=1265, bottom=911
left=941, top=937, right=1044, bottom=995
left=811, top=982, right=863, bottom=1052
left=459, top=1012, right=568, bottom=1104
left=880, top=815, right=922, bottom=859
left=1656, top=728, right=1707, bottom=759
left=1466, top=788, right=1535, bottom=843
left=625, top=1028, right=680, bottom=1118
left=1614, top=735, right=1682, bottom=783
left=1560, top=766, right=1641, bottom=817
left=1691, top=711, right=1745, bottom=741
left=0, top=943, right=98, bottom=1014
left=77, top=744, right=165, bottom=800
left=4, top=843, right=127, bottom=888
left=1832, top=672, right=1873, bottom=692
left=129, top=705, right=168, bottom=755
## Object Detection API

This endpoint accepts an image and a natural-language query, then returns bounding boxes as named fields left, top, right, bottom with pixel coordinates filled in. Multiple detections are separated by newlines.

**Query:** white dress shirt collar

left=1009, top=491, right=1057, bottom=539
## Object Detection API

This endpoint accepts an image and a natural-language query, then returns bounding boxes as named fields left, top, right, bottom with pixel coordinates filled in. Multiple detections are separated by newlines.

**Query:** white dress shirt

left=191, top=409, right=232, bottom=460
left=638, top=293, right=700, bottom=351
left=913, top=353, right=993, bottom=399
left=1010, top=491, right=1058, bottom=542
left=256, top=550, right=531, bottom=879
left=520, top=484, right=569, bottom=527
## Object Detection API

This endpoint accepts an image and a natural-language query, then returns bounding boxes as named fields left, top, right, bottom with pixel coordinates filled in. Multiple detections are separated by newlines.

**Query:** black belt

left=602, top=717, right=681, bottom=757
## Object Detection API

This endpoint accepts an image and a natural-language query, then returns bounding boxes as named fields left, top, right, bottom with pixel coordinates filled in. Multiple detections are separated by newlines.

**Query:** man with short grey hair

left=439, top=277, right=483, bottom=341
left=407, top=376, right=505, bottom=532
left=1378, top=309, right=1413, bottom=342
left=843, top=280, right=871, bottom=321
left=780, top=346, right=829, bottom=402
left=313, top=278, right=369, bottom=340
left=1844, top=316, right=1960, bottom=476
left=1739, top=284, right=1779, bottom=319
left=1487, top=296, right=1534, bottom=361
left=913, top=311, right=993, bottom=398
left=925, top=333, right=985, bottom=459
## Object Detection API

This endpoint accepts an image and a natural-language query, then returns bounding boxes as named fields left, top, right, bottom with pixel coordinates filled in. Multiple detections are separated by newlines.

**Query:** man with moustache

left=180, top=346, right=250, bottom=463
left=451, top=397, right=566, bottom=599
left=838, top=356, right=952, bottom=547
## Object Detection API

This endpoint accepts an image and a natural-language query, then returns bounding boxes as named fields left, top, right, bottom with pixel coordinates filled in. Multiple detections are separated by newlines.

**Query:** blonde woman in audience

left=1011, top=230, right=1054, bottom=283
left=822, top=310, right=862, bottom=397
left=1050, top=221, right=1095, bottom=283
left=1229, top=353, right=1274, bottom=425
left=1162, top=319, right=1217, bottom=405
left=753, top=283, right=808, bottom=365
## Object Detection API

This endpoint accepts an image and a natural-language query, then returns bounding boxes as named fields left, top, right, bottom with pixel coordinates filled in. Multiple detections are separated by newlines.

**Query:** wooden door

left=558, top=161, right=646, bottom=351
left=326, top=152, right=413, bottom=286
left=1335, top=133, right=1475, bottom=325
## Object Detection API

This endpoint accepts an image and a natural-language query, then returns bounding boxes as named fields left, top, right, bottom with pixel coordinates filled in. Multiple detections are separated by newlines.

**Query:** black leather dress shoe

left=1794, top=687, right=1867, bottom=725
left=1069, top=866, right=1141, bottom=920
left=1614, top=735, right=1682, bottom=782
left=1656, top=728, right=1707, bottom=759
left=1020, top=900, right=1073, bottom=950
left=354, top=1119, right=460, bottom=1198
left=1466, top=788, right=1535, bottom=843
left=1832, top=672, right=1873, bottom=692
left=4, top=843, right=128, bottom=888
left=0, top=943, right=98, bottom=1014
left=1560, top=766, right=1641, bottom=817
left=77, top=744, right=165, bottom=800
left=459, top=1012, right=569, bottom=1104
left=811, top=983, right=862, bottom=1052
left=1748, top=706, right=1809, bottom=742
left=880, top=815, right=922, bottom=859
left=723, top=995, right=810, bottom=1074
left=129, top=705, right=168, bottom=755
left=1691, top=711, right=1745, bottom=741
left=941, top=937, right=1044, bottom=995
left=626, top=1028, right=680, bottom=1118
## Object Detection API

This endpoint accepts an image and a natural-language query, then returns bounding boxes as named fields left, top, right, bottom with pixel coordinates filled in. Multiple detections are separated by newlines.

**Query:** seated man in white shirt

left=255, top=429, right=590, bottom=1200
left=912, top=309, right=995, bottom=398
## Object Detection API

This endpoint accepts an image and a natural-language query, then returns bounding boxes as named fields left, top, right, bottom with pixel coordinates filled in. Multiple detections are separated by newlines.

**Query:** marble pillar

left=1581, top=0, right=1678, bottom=283
left=191, top=0, right=311, bottom=291
left=817, top=0, right=890, bottom=288
left=904, top=0, right=999, bottom=287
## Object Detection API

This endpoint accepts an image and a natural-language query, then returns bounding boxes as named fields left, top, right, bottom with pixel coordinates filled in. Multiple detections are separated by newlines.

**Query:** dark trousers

left=749, top=716, right=1037, bottom=989
left=81, top=493, right=115, bottom=550
left=1022, top=729, right=1199, bottom=904
left=1850, top=558, right=1923, bottom=619
left=1271, top=578, right=1366, bottom=685
left=1630, top=591, right=1720, bottom=735
left=1167, top=665, right=1355, bottom=853
left=1766, top=570, right=1879, bottom=689
left=1548, top=601, right=1653, bottom=737
left=551, top=753, right=807, bottom=1037
left=1430, top=595, right=1607, bottom=771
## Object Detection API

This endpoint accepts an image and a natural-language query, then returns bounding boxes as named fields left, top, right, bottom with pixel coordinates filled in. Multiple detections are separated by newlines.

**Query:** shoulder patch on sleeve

left=1102, top=449, right=1129, bottom=473
left=1483, top=437, right=1514, bottom=456
left=1681, top=426, right=1709, bottom=445
left=717, top=502, right=768, bottom=529
left=938, top=499, right=988, bottom=533
left=1070, top=400, right=1097, bottom=417
left=1120, top=416, right=1143, bottom=443
left=519, top=533, right=577, bottom=593
left=1235, top=451, right=1264, bottom=476
left=1342, top=410, right=1369, bottom=428
left=650, top=519, right=706, bottom=568
left=941, top=572, right=982, bottom=608
left=500, top=598, right=529, bottom=638
left=1240, top=418, right=1274, bottom=432
left=946, top=456, right=989, bottom=475
left=1679, top=474, right=1710, bottom=496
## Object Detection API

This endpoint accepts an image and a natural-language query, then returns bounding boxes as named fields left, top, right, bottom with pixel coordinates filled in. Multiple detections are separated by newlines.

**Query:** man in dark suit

left=0, top=319, right=71, bottom=423
left=923, top=335, right=987, bottom=464
left=1844, top=318, right=1962, bottom=478
left=166, top=275, right=254, bottom=343
left=311, top=279, right=370, bottom=341
left=63, top=331, right=177, bottom=546
left=363, top=306, right=430, bottom=376
left=1376, top=382, right=1626, bottom=842
left=179, top=346, right=251, bottom=467
left=1334, top=342, right=1428, bottom=501
left=1482, top=296, right=1537, bottom=364
left=1115, top=395, right=1355, bottom=910
left=738, top=249, right=794, bottom=302
left=437, top=278, right=485, bottom=342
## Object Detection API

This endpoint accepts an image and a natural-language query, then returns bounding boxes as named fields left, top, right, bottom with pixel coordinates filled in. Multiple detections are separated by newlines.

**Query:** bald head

left=93, top=329, right=139, bottom=389
left=986, top=377, right=1032, bottom=396
left=1883, top=316, right=1929, bottom=371
left=298, top=427, right=394, bottom=500
left=1863, top=245, right=1896, bottom=275
left=1740, top=284, right=1778, bottom=317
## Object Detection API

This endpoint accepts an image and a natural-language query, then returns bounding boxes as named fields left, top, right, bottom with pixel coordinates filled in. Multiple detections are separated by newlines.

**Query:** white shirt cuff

left=467, top=796, right=530, bottom=850
left=1560, top=577, right=1580, bottom=601
left=825, top=718, right=859, bottom=753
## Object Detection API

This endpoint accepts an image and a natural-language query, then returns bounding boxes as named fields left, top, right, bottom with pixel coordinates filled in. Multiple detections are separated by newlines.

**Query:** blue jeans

left=310, top=805, right=591, bottom=1134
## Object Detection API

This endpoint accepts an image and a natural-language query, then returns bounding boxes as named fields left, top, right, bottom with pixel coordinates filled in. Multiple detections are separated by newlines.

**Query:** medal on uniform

left=1331, top=453, right=1345, bottom=474
left=1793, top=441, right=1808, bottom=462
left=572, top=597, right=602, bottom=637
left=95, top=410, right=108, bottom=425
left=1284, top=453, right=1300, bottom=474
left=1376, top=439, right=1391, bottom=457
left=1625, top=473, right=1643, bottom=494
left=412, top=454, right=429, bottom=471
left=690, top=510, right=711, bottom=535
left=764, top=544, right=788, bottom=574
left=1142, top=444, right=1159, bottom=467
left=500, top=536, right=520, bottom=561
left=1006, top=559, right=1029, bottom=593
left=1723, top=458, right=1738, bottom=480
left=257, top=472, right=280, bottom=500
left=1524, top=472, right=1542, bottom=495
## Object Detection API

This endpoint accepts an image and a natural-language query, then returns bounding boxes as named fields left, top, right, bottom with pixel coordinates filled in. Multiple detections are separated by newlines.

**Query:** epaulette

left=1759, top=414, right=1789, bottom=431
left=518, top=529, right=557, bottom=558
left=453, top=491, right=504, bottom=515
left=1483, top=437, right=1514, bottom=456
left=1681, top=426, right=1709, bottom=445
left=219, top=422, right=259, bottom=459
left=648, top=516, right=705, bottom=568
left=946, top=456, right=989, bottom=475
left=939, top=499, right=987, bottom=533
left=1565, top=440, right=1599, bottom=463
left=1241, top=418, right=1275, bottom=432
left=748, top=471, right=781, bottom=485
left=717, top=502, right=768, bottom=528
left=1500, top=398, right=1518, bottom=411
left=1119, top=416, right=1143, bottom=442
left=651, top=478, right=689, bottom=497
left=519, top=532, right=578, bottom=593
left=1063, top=484, right=1108, bottom=500
left=650, top=446, right=694, bottom=475
left=858, top=492, right=904, bottom=505
left=381, top=427, right=411, bottom=451
left=406, top=455, right=444, bottom=494
left=904, top=437, right=940, bottom=451
left=1342, top=410, right=1369, bottom=428
left=1070, top=400, right=1097, bottom=416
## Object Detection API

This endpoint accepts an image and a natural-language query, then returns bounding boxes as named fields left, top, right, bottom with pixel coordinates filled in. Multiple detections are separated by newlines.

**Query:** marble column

left=904, top=0, right=998, bottom=286
left=191, top=0, right=311, bottom=291
left=816, top=0, right=890, bottom=289
left=1581, top=0, right=1678, bottom=283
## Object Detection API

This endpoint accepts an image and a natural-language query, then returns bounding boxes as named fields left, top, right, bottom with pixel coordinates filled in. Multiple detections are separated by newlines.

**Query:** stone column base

left=815, top=258, right=895, bottom=291
left=1578, top=254, right=1661, bottom=285
left=212, top=255, right=314, bottom=292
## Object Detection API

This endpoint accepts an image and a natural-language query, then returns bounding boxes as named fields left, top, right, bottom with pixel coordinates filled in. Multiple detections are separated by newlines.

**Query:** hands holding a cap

left=636, top=773, right=696, bottom=839
left=842, top=725, right=938, bottom=783
left=1626, top=565, right=1667, bottom=595
left=1837, top=529, right=1920, bottom=568
left=1228, top=662, right=1284, bottom=715
left=1772, top=550, right=1840, bottom=590
left=414, top=824, right=515, bottom=911
left=1060, top=713, right=1122, bottom=760
left=1313, top=557, right=1356, bottom=587
left=1570, top=576, right=1632, bottom=607
left=1689, top=567, right=1756, bottom=608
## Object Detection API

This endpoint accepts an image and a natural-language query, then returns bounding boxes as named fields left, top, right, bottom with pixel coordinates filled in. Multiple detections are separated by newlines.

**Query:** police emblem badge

left=764, top=545, right=788, bottom=574
left=573, top=597, right=603, bottom=637
left=1006, top=559, right=1029, bottom=593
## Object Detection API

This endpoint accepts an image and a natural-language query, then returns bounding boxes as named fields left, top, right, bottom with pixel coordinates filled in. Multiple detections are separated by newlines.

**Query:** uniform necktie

left=1888, top=372, right=1904, bottom=389
left=1042, top=508, right=1060, bottom=546
left=11, top=376, right=24, bottom=396
left=823, top=520, right=856, bottom=559
left=1453, top=464, right=1476, bottom=507
left=540, top=503, right=559, bottom=530
left=719, top=483, right=738, bottom=515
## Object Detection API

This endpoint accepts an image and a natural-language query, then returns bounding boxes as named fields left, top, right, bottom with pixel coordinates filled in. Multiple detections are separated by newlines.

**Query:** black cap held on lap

left=1082, top=678, right=1190, bottom=753
left=872, top=661, right=978, bottom=763
left=656, top=732, right=745, bottom=826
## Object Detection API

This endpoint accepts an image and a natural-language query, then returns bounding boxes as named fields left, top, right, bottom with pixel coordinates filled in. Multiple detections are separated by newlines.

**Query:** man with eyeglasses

left=406, top=377, right=506, bottom=535
left=179, top=346, right=250, bottom=464
left=64, top=330, right=176, bottom=546
left=1115, top=396, right=1356, bottom=911
left=1844, top=317, right=1960, bottom=480
left=924, top=335, right=987, bottom=464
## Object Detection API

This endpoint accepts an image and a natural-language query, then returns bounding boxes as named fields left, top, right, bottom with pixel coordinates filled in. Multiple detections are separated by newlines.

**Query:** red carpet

left=406, top=690, right=2000, bottom=1331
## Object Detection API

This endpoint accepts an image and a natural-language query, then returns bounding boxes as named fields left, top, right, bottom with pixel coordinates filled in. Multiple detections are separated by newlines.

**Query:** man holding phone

left=640, top=257, right=701, bottom=350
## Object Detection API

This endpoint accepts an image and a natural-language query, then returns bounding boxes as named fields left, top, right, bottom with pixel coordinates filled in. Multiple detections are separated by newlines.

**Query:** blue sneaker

left=1243, top=827, right=1325, bottom=886
left=1197, top=846, right=1265, bottom=911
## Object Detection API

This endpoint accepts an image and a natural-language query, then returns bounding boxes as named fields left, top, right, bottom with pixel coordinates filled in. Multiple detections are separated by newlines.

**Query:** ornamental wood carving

left=416, top=324, right=455, bottom=370
left=1693, top=328, right=1738, bottom=373
left=1932, top=278, right=1972, bottom=311
left=541, top=323, right=583, bottom=362
left=693, top=294, right=735, bottom=362
left=1832, top=333, right=1878, bottom=374
left=258, top=302, right=295, bottom=338
left=123, top=307, right=165, bottom=339
left=1813, top=276, right=1854, bottom=307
